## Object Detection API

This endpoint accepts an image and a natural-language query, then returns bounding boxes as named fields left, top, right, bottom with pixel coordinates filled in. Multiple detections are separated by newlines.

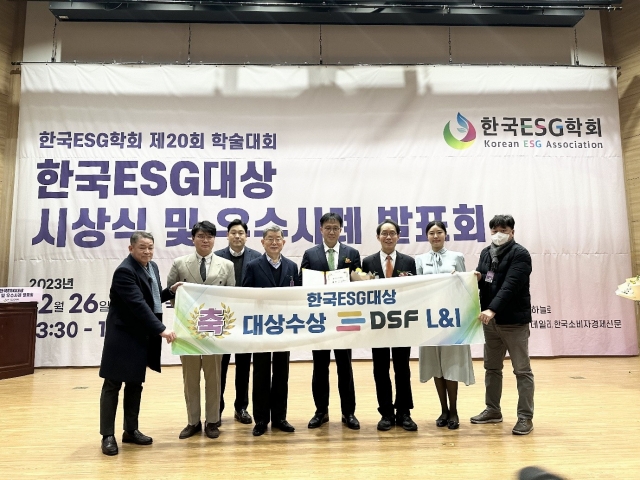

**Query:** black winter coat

left=476, top=242, right=532, bottom=325
left=99, top=254, right=172, bottom=383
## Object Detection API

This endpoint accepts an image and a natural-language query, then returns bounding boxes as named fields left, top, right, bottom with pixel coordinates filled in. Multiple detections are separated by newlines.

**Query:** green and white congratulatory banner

left=172, top=273, right=482, bottom=354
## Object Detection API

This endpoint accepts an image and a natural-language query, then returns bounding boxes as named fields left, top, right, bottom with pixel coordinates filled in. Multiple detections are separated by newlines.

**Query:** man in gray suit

left=167, top=220, right=235, bottom=440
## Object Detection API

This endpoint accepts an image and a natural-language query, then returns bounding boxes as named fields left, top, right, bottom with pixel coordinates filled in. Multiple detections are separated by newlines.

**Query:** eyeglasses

left=379, top=232, right=398, bottom=238
left=195, top=234, right=214, bottom=240
left=322, top=227, right=341, bottom=233
left=264, top=237, right=284, bottom=244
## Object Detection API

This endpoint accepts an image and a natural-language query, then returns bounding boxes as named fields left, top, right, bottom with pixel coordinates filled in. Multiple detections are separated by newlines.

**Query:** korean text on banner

left=171, top=272, right=483, bottom=355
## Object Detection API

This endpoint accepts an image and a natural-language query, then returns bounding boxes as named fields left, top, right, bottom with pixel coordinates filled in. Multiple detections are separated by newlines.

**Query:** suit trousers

left=252, top=351, right=290, bottom=424
left=99, top=378, right=142, bottom=436
left=372, top=346, right=413, bottom=417
left=311, top=349, right=356, bottom=415
left=220, top=353, right=252, bottom=413
left=483, top=320, right=535, bottom=419
left=181, top=354, right=222, bottom=425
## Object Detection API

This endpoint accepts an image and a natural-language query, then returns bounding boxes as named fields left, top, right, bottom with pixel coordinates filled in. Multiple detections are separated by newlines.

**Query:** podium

left=0, top=288, right=42, bottom=380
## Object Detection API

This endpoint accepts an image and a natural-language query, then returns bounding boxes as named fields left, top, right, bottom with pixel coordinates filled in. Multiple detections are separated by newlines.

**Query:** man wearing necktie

left=300, top=212, right=362, bottom=430
left=361, top=219, right=418, bottom=431
left=166, top=221, right=235, bottom=440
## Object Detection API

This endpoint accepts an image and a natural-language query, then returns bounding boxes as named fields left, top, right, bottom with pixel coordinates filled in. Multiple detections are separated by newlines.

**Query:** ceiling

left=48, top=1, right=623, bottom=27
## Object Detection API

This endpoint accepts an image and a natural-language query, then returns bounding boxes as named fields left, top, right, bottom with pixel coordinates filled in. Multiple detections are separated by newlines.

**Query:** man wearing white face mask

left=471, top=215, right=534, bottom=435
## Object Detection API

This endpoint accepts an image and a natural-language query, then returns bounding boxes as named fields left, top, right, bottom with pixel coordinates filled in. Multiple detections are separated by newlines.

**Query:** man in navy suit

left=242, top=225, right=301, bottom=436
left=362, top=219, right=418, bottom=432
left=99, top=231, right=179, bottom=455
left=214, top=219, right=262, bottom=425
left=301, top=212, right=361, bottom=430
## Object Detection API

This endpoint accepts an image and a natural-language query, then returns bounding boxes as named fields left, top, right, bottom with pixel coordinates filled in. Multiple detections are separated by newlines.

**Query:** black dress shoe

left=342, top=414, right=360, bottom=430
left=377, top=415, right=394, bottom=431
left=234, top=409, right=253, bottom=425
left=308, top=413, right=329, bottom=429
left=253, top=422, right=268, bottom=436
left=122, top=429, right=153, bottom=445
left=204, top=421, right=220, bottom=439
left=101, top=435, right=118, bottom=456
left=397, top=414, right=418, bottom=431
left=447, top=414, right=460, bottom=430
left=179, top=422, right=202, bottom=439
left=436, top=412, right=449, bottom=428
left=272, top=419, right=295, bottom=432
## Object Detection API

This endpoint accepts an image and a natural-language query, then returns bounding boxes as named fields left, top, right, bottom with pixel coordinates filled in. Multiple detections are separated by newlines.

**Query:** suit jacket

left=166, top=252, right=235, bottom=301
left=99, top=254, right=172, bottom=384
left=300, top=243, right=361, bottom=275
left=214, top=245, right=262, bottom=282
left=242, top=253, right=301, bottom=288
left=362, top=251, right=416, bottom=278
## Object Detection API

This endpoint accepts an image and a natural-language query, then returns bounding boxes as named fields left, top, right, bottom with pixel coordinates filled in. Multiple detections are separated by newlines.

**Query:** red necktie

left=385, top=255, right=393, bottom=278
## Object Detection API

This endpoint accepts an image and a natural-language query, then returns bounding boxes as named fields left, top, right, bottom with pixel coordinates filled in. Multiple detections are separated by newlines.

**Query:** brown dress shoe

left=205, top=421, right=220, bottom=439
left=179, top=422, right=202, bottom=439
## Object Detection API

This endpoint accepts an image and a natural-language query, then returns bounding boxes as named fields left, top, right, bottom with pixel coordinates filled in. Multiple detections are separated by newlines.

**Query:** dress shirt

left=195, top=252, right=214, bottom=276
left=266, top=255, right=282, bottom=269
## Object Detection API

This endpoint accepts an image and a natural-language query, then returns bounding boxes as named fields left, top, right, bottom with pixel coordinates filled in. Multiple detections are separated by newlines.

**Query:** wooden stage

left=0, top=357, right=639, bottom=479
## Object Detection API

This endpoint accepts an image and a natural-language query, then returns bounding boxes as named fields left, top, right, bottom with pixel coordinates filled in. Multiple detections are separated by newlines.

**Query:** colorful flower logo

left=443, top=113, right=476, bottom=150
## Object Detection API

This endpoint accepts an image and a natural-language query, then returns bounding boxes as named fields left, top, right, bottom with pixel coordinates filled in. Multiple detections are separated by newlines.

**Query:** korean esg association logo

left=443, top=113, right=476, bottom=150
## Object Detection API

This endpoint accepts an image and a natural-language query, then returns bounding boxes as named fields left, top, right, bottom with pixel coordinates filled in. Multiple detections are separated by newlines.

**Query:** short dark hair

left=376, top=218, right=400, bottom=235
left=227, top=218, right=248, bottom=233
left=425, top=220, right=447, bottom=236
left=191, top=221, right=217, bottom=238
left=489, top=215, right=515, bottom=230
left=130, top=231, right=154, bottom=245
left=320, top=212, right=343, bottom=228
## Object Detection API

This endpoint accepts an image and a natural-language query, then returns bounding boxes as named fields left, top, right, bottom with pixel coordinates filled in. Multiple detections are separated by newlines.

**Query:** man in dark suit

left=301, top=212, right=361, bottom=430
left=362, top=219, right=418, bottom=432
left=99, top=231, right=179, bottom=456
left=242, top=225, right=301, bottom=436
left=214, top=218, right=262, bottom=425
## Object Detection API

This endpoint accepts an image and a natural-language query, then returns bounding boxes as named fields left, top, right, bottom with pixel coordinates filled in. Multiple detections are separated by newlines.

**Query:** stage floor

left=0, top=357, right=638, bottom=479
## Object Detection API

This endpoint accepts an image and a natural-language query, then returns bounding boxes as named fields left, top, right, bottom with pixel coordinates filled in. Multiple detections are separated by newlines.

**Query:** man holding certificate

left=301, top=212, right=362, bottom=430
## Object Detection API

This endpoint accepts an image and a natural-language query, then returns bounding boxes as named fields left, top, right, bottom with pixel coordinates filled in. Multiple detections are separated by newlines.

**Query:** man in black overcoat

left=98, top=231, right=179, bottom=455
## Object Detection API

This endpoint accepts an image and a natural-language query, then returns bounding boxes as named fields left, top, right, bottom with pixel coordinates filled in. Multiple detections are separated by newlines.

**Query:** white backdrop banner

left=11, top=64, right=638, bottom=367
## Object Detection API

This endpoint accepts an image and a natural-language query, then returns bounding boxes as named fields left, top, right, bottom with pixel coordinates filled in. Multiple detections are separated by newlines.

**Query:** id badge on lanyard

left=485, top=271, right=495, bottom=284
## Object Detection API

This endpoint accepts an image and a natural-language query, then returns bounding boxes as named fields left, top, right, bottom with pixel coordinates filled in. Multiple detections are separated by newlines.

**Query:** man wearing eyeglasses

left=242, top=225, right=301, bottom=436
left=167, top=221, right=235, bottom=440
left=362, top=219, right=418, bottom=432
left=301, top=212, right=361, bottom=430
